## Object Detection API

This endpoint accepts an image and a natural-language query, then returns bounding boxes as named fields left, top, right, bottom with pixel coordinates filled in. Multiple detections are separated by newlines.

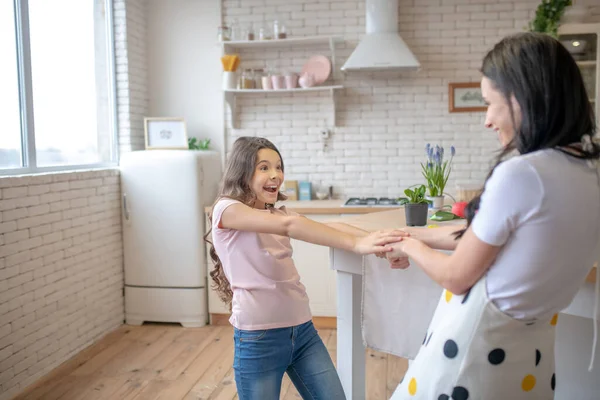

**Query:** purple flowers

left=421, top=143, right=456, bottom=197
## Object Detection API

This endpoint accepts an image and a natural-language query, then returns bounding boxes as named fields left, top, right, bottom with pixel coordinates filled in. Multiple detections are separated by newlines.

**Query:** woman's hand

left=385, top=240, right=410, bottom=259
left=389, top=256, right=410, bottom=269
left=353, top=229, right=409, bottom=255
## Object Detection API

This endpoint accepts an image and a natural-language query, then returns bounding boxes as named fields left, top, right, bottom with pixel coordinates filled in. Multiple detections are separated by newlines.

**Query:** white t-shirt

left=472, top=149, right=600, bottom=320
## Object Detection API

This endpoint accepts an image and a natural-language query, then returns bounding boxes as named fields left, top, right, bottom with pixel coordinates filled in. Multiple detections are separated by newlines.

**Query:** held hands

left=385, top=240, right=412, bottom=269
left=353, top=229, right=409, bottom=255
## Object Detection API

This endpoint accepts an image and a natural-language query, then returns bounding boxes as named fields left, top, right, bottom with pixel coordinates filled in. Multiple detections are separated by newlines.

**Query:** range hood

left=341, top=0, right=420, bottom=72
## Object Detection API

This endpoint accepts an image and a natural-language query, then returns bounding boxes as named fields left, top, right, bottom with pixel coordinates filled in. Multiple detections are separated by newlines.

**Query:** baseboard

left=209, top=314, right=337, bottom=329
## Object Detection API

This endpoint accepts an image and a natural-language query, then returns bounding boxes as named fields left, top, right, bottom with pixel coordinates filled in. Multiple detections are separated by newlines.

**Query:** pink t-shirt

left=211, top=198, right=312, bottom=330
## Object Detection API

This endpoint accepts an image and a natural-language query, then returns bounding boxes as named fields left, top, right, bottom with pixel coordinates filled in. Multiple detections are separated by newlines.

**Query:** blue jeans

left=233, top=320, right=346, bottom=400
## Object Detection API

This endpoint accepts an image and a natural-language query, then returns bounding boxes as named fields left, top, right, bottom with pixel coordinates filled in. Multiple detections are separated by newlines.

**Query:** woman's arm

left=390, top=227, right=501, bottom=294
left=219, top=203, right=405, bottom=254
left=402, top=224, right=465, bottom=250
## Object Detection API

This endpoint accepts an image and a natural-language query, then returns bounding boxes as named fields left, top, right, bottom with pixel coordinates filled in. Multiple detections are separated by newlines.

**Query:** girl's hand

left=353, top=229, right=408, bottom=255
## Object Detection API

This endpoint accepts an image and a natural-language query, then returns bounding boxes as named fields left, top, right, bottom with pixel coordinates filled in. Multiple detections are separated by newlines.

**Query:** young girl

left=388, top=32, right=600, bottom=400
left=205, top=136, right=405, bottom=400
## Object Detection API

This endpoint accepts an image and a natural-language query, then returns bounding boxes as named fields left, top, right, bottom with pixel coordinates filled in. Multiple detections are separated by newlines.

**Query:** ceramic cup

left=271, top=75, right=285, bottom=90
left=284, top=73, right=298, bottom=89
left=222, top=71, right=237, bottom=90
left=261, top=76, right=273, bottom=90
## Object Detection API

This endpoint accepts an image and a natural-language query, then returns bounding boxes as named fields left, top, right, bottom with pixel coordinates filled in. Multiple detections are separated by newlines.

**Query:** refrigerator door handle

left=123, top=193, right=130, bottom=221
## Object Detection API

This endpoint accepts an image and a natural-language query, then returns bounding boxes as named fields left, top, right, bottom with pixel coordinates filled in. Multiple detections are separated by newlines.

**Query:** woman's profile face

left=481, top=76, right=521, bottom=148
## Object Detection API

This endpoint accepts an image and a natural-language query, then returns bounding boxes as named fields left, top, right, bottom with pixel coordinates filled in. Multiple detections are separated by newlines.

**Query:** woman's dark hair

left=457, top=32, right=599, bottom=238
left=204, top=137, right=287, bottom=306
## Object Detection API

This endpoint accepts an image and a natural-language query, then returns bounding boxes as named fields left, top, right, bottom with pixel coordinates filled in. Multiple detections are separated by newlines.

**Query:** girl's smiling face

left=481, top=76, right=522, bottom=148
left=251, top=148, right=284, bottom=208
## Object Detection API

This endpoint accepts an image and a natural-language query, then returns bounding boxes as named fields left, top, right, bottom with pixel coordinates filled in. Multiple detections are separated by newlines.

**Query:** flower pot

left=404, top=203, right=429, bottom=226
left=426, top=195, right=444, bottom=211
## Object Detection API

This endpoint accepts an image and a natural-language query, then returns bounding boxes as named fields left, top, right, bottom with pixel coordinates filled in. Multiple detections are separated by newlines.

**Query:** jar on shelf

left=241, top=69, right=255, bottom=89
left=230, top=20, right=240, bottom=41
left=217, top=26, right=231, bottom=42
left=244, top=23, right=255, bottom=41
left=273, top=19, right=287, bottom=39
left=258, top=24, right=272, bottom=40
left=254, top=68, right=264, bottom=89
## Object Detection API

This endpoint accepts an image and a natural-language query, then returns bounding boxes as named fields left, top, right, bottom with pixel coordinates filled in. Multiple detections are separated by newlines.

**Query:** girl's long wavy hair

left=456, top=32, right=599, bottom=239
left=204, top=137, right=287, bottom=306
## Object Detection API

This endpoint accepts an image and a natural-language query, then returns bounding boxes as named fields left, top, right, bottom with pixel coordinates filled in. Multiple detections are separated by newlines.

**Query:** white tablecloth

left=361, top=255, right=442, bottom=359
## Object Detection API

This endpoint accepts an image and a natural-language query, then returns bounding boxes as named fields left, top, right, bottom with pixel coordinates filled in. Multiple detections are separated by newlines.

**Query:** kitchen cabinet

left=558, top=23, right=600, bottom=125
left=290, top=214, right=340, bottom=317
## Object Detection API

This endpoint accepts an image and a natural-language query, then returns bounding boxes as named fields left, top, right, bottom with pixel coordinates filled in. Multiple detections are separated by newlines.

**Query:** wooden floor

left=13, top=323, right=408, bottom=400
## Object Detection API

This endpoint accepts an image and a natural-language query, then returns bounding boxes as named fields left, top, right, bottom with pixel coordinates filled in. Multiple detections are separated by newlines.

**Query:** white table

left=331, top=248, right=366, bottom=399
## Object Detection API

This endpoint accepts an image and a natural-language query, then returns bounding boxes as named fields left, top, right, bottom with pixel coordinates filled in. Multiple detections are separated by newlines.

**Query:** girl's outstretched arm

left=219, top=203, right=405, bottom=255
left=325, top=222, right=369, bottom=237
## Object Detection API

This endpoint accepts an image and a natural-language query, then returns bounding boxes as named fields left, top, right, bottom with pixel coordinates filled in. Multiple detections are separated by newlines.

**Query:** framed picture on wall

left=144, top=117, right=188, bottom=150
left=448, top=82, right=487, bottom=113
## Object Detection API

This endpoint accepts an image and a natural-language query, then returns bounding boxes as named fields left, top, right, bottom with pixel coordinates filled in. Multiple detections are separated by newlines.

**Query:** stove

left=343, top=197, right=402, bottom=207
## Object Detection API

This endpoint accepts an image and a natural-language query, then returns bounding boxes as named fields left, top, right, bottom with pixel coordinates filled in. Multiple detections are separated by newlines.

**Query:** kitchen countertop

left=327, top=207, right=460, bottom=229
left=204, top=199, right=401, bottom=214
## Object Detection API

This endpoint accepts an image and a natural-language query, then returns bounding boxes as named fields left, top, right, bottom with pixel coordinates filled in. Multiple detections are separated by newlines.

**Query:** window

left=0, top=0, right=117, bottom=174
left=1, top=0, right=22, bottom=169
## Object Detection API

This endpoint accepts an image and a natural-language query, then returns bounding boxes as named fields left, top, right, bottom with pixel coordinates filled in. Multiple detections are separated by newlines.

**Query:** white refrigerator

left=120, top=150, right=221, bottom=327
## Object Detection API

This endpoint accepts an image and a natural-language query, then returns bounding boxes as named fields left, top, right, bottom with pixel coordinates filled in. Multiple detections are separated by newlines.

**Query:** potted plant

left=421, top=143, right=455, bottom=211
left=528, top=0, right=572, bottom=38
left=188, top=137, right=211, bottom=150
left=399, top=184, right=430, bottom=226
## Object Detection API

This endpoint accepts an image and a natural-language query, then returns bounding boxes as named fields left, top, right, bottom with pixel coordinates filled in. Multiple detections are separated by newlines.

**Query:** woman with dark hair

left=388, top=32, right=600, bottom=399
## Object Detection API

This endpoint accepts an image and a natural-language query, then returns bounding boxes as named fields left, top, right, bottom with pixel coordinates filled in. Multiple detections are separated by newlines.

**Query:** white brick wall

left=115, top=0, right=149, bottom=154
left=223, top=0, right=600, bottom=197
left=0, top=170, right=124, bottom=400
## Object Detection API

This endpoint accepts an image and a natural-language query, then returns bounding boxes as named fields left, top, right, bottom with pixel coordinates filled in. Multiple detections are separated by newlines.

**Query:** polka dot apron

left=391, top=275, right=558, bottom=400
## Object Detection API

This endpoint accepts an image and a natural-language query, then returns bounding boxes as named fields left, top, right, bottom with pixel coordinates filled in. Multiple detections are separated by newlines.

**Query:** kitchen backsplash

left=222, top=0, right=600, bottom=198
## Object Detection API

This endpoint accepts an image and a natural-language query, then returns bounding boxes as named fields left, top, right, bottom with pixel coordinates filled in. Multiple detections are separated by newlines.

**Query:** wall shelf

left=224, top=85, right=343, bottom=94
left=221, top=35, right=342, bottom=52
left=220, top=35, right=343, bottom=79
left=220, top=35, right=344, bottom=129
left=224, top=86, right=344, bottom=129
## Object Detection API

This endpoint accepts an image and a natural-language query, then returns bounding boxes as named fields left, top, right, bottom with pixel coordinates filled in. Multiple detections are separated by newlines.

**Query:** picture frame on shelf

left=448, top=82, right=487, bottom=113
left=144, top=117, right=188, bottom=150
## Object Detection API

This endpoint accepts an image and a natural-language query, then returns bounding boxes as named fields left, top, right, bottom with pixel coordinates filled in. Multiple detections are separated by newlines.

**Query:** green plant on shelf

left=528, top=0, right=572, bottom=38
left=188, top=137, right=211, bottom=150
